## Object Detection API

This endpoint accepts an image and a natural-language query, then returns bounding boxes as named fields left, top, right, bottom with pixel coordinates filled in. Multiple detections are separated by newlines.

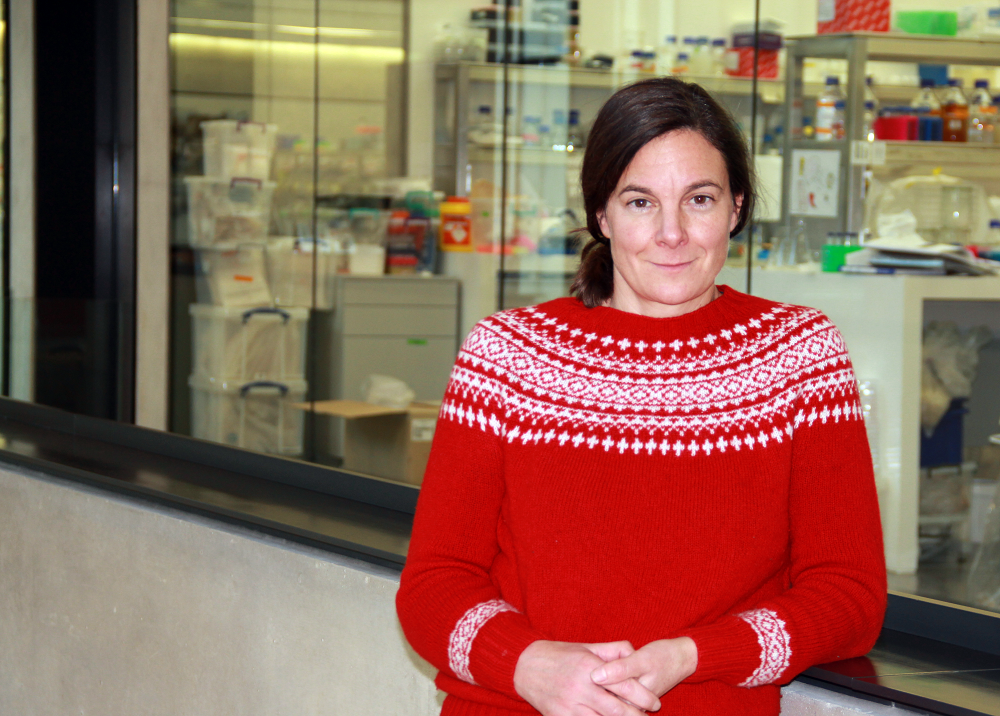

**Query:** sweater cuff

left=677, top=613, right=772, bottom=686
left=467, top=610, right=547, bottom=699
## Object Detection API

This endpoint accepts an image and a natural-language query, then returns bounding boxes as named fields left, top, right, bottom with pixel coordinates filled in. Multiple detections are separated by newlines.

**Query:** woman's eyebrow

left=618, top=180, right=725, bottom=196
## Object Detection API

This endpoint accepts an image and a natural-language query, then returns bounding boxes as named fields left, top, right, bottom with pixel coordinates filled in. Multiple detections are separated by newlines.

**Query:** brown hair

left=569, top=78, right=756, bottom=308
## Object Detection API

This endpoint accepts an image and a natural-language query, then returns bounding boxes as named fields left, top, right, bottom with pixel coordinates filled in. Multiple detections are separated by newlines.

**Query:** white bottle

left=672, top=52, right=690, bottom=76
left=968, top=79, right=995, bottom=143
left=815, top=76, right=844, bottom=141
left=551, top=109, right=568, bottom=151
left=710, top=38, right=727, bottom=76
left=690, top=37, right=713, bottom=75
left=656, top=36, right=677, bottom=75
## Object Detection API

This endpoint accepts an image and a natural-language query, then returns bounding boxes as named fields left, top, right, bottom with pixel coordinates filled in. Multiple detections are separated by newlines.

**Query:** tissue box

left=308, top=400, right=440, bottom=485
left=817, top=0, right=890, bottom=34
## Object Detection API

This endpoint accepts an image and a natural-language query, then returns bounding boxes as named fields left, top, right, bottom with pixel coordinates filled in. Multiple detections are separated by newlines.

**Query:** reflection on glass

left=165, top=0, right=1000, bottom=617
left=745, top=0, right=1000, bottom=615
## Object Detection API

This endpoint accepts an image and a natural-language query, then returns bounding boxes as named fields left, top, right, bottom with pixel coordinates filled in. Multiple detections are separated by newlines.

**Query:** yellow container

left=440, top=196, right=473, bottom=251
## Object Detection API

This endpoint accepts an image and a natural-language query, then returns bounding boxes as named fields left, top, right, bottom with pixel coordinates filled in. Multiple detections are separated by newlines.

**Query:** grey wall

left=0, top=462, right=914, bottom=715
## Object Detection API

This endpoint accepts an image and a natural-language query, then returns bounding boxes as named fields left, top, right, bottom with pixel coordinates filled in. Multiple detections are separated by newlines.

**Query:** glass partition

left=751, top=0, right=1000, bottom=613
left=157, top=0, right=999, bottom=617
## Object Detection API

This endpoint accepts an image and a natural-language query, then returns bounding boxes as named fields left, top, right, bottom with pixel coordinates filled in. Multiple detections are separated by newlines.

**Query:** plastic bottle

left=566, top=110, right=585, bottom=152
left=538, top=123, right=551, bottom=151
left=439, top=196, right=472, bottom=252
left=672, top=52, right=690, bottom=76
left=967, top=80, right=996, bottom=143
left=987, top=219, right=1000, bottom=246
left=551, top=109, right=568, bottom=151
left=942, top=79, right=969, bottom=142
left=711, top=38, right=727, bottom=76
left=911, top=78, right=942, bottom=115
left=521, top=116, right=541, bottom=147
left=691, top=37, right=713, bottom=74
left=863, top=76, right=879, bottom=142
left=815, top=76, right=844, bottom=141
left=656, top=36, right=677, bottom=75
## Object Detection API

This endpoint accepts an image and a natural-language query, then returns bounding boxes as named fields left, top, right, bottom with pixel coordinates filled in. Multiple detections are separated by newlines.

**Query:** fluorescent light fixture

left=172, top=17, right=399, bottom=41
left=169, top=32, right=405, bottom=63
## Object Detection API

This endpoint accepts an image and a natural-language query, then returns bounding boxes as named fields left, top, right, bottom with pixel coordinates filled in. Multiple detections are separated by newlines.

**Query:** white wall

left=0, top=462, right=922, bottom=716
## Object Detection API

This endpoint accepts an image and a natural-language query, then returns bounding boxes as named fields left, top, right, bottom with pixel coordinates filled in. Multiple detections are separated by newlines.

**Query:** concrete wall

left=0, top=462, right=914, bottom=715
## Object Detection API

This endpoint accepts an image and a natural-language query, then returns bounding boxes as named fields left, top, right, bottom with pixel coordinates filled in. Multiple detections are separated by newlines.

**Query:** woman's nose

left=654, top=207, right=686, bottom=248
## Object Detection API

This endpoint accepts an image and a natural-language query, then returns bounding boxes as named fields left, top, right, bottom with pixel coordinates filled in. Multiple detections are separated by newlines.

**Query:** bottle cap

left=712, top=38, right=726, bottom=46
left=683, top=36, right=696, bottom=44
left=826, top=76, right=839, bottom=85
left=677, top=52, right=689, bottom=61
left=976, top=79, right=989, bottom=89
left=802, top=116, right=813, bottom=126
left=991, top=219, right=1000, bottom=229
left=866, top=76, right=874, bottom=86
left=835, top=100, right=845, bottom=109
left=568, top=109, right=580, bottom=123
left=864, top=101, right=875, bottom=110
left=666, top=35, right=677, bottom=43
left=920, top=78, right=936, bottom=88
left=478, top=105, right=491, bottom=114
left=698, top=36, right=709, bottom=43
left=948, top=78, right=962, bottom=87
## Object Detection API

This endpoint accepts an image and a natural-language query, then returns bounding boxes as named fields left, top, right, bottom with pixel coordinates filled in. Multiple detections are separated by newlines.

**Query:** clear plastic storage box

left=201, top=120, right=278, bottom=180
left=185, top=176, right=275, bottom=247
left=189, top=304, right=309, bottom=381
left=194, top=244, right=273, bottom=307
left=265, top=237, right=335, bottom=308
left=189, top=375, right=306, bottom=456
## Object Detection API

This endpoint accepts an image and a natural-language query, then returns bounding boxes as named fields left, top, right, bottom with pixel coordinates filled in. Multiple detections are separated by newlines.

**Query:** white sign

left=790, top=149, right=841, bottom=217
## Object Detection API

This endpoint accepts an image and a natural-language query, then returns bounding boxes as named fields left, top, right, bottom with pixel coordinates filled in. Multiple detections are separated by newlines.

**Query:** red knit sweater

left=397, top=287, right=887, bottom=716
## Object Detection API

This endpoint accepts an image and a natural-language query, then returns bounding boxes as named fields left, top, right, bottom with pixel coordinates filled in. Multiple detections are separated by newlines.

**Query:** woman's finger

left=582, top=640, right=635, bottom=662
left=600, top=678, right=661, bottom=712
left=589, top=687, right=650, bottom=716
left=591, top=654, right=643, bottom=686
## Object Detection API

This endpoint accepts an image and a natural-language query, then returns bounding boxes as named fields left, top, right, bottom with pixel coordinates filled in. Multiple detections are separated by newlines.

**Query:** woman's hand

left=590, top=637, right=698, bottom=701
left=514, top=640, right=662, bottom=715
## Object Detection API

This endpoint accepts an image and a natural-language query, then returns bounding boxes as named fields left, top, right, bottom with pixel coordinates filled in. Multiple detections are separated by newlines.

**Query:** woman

left=397, top=78, right=886, bottom=716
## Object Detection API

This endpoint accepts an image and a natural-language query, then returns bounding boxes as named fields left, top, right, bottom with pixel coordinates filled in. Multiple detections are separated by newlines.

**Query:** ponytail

left=570, top=235, right=614, bottom=308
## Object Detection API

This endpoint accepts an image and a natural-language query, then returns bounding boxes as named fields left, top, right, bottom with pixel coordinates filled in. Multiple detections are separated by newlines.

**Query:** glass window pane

left=753, top=0, right=1000, bottom=614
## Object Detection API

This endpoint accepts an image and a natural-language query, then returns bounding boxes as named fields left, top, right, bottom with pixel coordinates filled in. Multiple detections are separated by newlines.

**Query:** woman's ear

left=597, top=209, right=610, bottom=239
left=730, top=194, right=743, bottom=234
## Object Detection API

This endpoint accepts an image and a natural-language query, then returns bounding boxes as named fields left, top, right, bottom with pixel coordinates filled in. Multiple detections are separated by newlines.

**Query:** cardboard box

left=307, top=400, right=439, bottom=485
left=817, top=0, right=890, bottom=34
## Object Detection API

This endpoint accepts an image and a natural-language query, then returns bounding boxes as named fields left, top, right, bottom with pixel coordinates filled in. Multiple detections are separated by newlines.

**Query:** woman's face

left=597, top=129, right=741, bottom=318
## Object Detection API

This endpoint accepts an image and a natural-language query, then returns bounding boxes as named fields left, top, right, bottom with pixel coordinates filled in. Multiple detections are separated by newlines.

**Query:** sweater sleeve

left=676, top=321, right=888, bottom=688
left=396, top=321, right=547, bottom=700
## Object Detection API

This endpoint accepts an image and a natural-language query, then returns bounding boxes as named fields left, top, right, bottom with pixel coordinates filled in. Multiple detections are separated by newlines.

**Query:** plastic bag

left=362, top=374, right=415, bottom=409
left=921, top=321, right=992, bottom=434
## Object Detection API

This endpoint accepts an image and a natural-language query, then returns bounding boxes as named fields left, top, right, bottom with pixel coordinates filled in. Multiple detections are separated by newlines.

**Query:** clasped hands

left=513, top=637, right=698, bottom=716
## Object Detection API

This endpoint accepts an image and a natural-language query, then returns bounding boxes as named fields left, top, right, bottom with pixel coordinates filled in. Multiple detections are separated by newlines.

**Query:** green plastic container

left=821, top=245, right=864, bottom=272
left=895, top=11, right=958, bottom=36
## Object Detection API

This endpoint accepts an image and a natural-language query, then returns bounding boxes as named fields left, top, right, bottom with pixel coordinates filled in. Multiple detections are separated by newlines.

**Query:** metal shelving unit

left=781, top=32, right=1000, bottom=241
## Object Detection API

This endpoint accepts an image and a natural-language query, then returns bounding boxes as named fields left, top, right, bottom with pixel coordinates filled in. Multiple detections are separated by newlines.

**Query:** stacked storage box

left=186, top=120, right=311, bottom=456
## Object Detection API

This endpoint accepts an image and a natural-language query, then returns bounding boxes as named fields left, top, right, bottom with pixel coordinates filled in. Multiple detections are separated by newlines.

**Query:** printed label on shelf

left=411, top=418, right=436, bottom=442
left=790, top=149, right=841, bottom=218
left=850, top=140, right=886, bottom=167
left=817, top=0, right=836, bottom=22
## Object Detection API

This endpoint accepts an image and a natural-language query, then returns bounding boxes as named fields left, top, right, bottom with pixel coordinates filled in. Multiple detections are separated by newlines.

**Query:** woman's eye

left=628, top=198, right=650, bottom=209
left=691, top=194, right=714, bottom=206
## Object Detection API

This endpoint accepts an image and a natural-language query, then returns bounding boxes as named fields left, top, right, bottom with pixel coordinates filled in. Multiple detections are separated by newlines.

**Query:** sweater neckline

left=553, top=285, right=762, bottom=339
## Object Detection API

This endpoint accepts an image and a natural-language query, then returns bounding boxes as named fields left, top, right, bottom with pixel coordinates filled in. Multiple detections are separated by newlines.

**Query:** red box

left=725, top=47, right=779, bottom=78
left=817, top=0, right=890, bottom=34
